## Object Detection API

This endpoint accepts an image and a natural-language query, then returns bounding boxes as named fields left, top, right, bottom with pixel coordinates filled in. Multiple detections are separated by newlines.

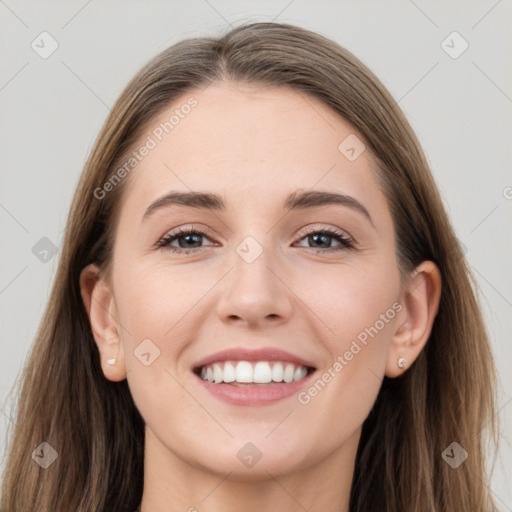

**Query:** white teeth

left=283, top=363, right=295, bottom=383
left=235, top=361, right=253, bottom=383
left=223, top=361, right=236, bottom=383
left=293, top=366, right=307, bottom=381
left=253, top=362, right=272, bottom=383
left=272, top=362, right=284, bottom=382
left=198, top=360, right=310, bottom=384
left=213, top=363, right=223, bottom=384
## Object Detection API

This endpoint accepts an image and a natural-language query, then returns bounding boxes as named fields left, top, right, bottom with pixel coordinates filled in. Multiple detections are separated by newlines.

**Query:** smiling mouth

left=193, top=360, right=316, bottom=386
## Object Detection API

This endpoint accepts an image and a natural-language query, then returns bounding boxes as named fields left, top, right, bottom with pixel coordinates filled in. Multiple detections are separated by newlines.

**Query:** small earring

left=106, top=358, right=116, bottom=366
left=397, top=357, right=406, bottom=369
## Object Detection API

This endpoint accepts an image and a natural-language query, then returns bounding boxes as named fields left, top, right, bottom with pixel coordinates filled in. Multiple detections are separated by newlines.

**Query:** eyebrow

left=142, top=189, right=374, bottom=227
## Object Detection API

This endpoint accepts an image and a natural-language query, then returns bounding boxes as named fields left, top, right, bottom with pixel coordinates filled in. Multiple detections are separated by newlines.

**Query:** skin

left=80, top=81, right=441, bottom=512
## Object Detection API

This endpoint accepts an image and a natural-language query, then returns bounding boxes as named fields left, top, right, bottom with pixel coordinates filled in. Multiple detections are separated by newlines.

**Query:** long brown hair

left=1, top=21, right=499, bottom=511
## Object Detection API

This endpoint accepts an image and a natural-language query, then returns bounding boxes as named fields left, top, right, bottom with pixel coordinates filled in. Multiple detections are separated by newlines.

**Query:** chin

left=182, top=435, right=315, bottom=480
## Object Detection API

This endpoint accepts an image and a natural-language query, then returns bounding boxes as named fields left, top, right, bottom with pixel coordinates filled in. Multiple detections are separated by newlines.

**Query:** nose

left=215, top=241, right=294, bottom=329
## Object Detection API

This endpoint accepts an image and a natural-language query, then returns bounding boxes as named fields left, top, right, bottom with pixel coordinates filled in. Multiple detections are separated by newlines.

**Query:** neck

left=138, top=427, right=360, bottom=512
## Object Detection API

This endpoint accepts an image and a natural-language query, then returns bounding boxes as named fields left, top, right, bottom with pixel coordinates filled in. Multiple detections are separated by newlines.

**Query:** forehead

left=118, top=81, right=383, bottom=216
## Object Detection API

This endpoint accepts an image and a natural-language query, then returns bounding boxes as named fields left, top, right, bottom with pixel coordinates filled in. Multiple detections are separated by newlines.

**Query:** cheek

left=293, top=301, right=399, bottom=462
left=299, top=259, right=401, bottom=351
left=113, top=261, right=206, bottom=341
left=116, top=264, right=206, bottom=434
left=295, top=261, right=400, bottom=408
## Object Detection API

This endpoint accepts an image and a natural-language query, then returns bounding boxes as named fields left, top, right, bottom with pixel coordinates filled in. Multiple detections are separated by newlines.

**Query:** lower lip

left=194, top=372, right=316, bottom=406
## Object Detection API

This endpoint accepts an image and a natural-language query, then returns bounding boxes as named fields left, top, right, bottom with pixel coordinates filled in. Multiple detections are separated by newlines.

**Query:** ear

left=385, top=261, right=442, bottom=378
left=80, top=263, right=126, bottom=382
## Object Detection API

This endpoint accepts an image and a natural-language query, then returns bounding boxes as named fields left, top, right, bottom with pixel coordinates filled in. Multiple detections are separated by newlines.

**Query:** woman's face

left=102, top=82, right=406, bottom=478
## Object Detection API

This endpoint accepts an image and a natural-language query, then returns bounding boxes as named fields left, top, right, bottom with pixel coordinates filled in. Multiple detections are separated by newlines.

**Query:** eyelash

left=156, top=226, right=355, bottom=254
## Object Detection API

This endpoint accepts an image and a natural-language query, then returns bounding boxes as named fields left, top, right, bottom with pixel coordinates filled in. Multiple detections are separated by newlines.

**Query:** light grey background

left=1, top=0, right=511, bottom=507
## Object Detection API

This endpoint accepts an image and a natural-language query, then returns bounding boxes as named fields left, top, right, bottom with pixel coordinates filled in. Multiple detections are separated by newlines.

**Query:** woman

left=0, top=21, right=499, bottom=511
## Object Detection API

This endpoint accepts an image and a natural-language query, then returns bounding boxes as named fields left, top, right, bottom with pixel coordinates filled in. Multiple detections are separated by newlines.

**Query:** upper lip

left=193, top=347, right=317, bottom=370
